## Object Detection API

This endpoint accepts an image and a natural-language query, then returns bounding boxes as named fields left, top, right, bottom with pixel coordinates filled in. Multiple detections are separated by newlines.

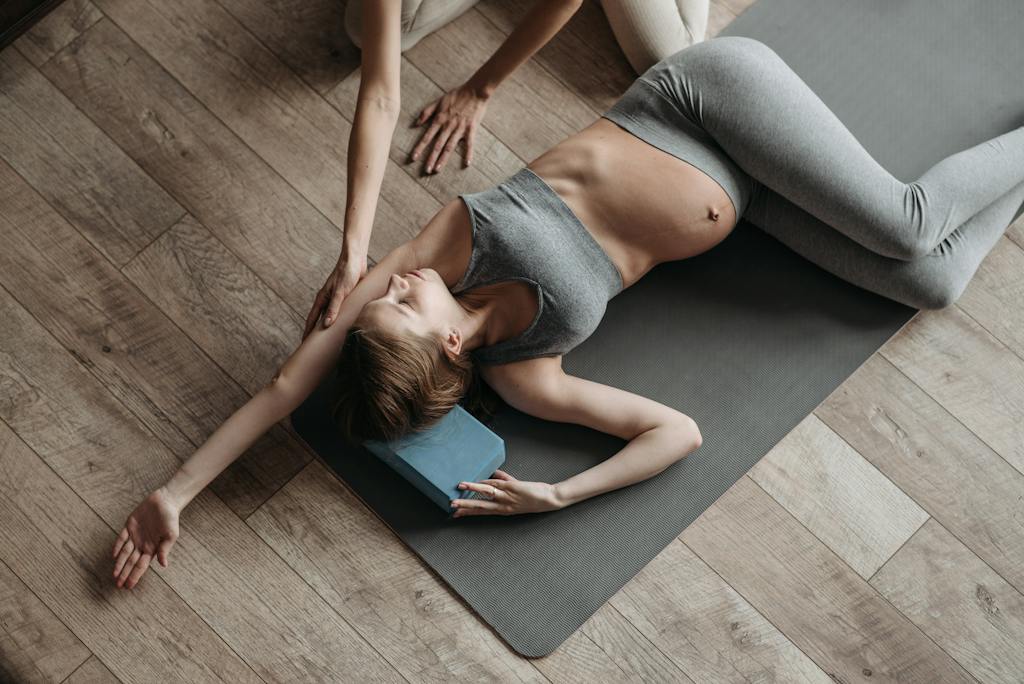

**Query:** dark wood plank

left=64, top=655, right=121, bottom=684
left=0, top=157, right=306, bottom=518
left=816, top=353, right=1024, bottom=594
left=0, top=558, right=90, bottom=683
left=215, top=0, right=360, bottom=96
left=41, top=18, right=343, bottom=312
left=682, top=477, right=973, bottom=683
left=0, top=289, right=404, bottom=682
left=92, top=0, right=437, bottom=255
left=13, top=0, right=102, bottom=66
left=0, top=48, right=183, bottom=267
left=476, top=0, right=636, bottom=113
left=872, top=520, right=1024, bottom=684
left=122, top=215, right=300, bottom=397
left=0, top=421, right=261, bottom=684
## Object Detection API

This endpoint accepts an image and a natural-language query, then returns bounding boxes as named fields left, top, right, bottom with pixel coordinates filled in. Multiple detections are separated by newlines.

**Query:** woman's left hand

left=410, top=83, right=491, bottom=174
left=451, top=469, right=563, bottom=517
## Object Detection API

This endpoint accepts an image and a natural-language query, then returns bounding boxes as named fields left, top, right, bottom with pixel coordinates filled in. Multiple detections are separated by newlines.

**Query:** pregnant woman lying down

left=111, top=37, right=1024, bottom=589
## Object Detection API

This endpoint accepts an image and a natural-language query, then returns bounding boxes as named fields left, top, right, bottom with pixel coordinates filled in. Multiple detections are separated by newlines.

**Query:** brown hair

left=330, top=324, right=502, bottom=444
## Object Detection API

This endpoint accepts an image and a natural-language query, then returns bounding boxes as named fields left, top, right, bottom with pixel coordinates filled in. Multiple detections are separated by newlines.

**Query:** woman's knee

left=906, top=268, right=968, bottom=310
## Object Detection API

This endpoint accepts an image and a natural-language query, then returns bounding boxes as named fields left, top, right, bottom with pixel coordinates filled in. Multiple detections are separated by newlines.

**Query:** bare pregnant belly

left=528, top=119, right=739, bottom=289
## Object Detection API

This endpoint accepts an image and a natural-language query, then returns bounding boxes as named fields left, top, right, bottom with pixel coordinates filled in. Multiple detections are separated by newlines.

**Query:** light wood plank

left=872, top=519, right=1024, bottom=684
left=0, top=421, right=261, bottom=684
left=13, top=0, right=103, bottom=66
left=957, top=235, right=1024, bottom=362
left=246, top=460, right=548, bottom=681
left=682, top=477, right=973, bottom=683
left=476, top=0, right=636, bottom=113
left=610, top=539, right=829, bottom=683
left=0, top=289, right=403, bottom=682
left=0, top=558, right=90, bottom=684
left=93, top=0, right=437, bottom=253
left=567, top=604, right=696, bottom=683
left=0, top=158, right=305, bottom=518
left=64, top=655, right=121, bottom=684
left=42, top=18, right=342, bottom=312
left=122, top=215, right=300, bottom=397
left=748, top=415, right=928, bottom=579
left=325, top=58, right=524, bottom=201
left=249, top=462, right=696, bottom=680
left=880, top=305, right=1024, bottom=476
left=405, top=8, right=598, bottom=161
left=816, top=353, right=1024, bottom=594
left=0, top=49, right=183, bottom=267
left=214, top=0, right=360, bottom=95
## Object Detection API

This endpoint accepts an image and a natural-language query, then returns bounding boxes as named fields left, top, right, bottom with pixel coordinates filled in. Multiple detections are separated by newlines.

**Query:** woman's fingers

left=434, top=125, right=465, bottom=172
left=415, top=101, right=438, bottom=126
left=157, top=538, right=175, bottom=568
left=451, top=497, right=504, bottom=517
left=323, top=287, right=346, bottom=327
left=426, top=121, right=458, bottom=173
left=492, top=469, right=514, bottom=480
left=411, top=120, right=443, bottom=162
left=113, top=538, right=134, bottom=577
left=464, top=123, right=477, bottom=167
left=303, top=287, right=328, bottom=338
left=125, top=553, right=153, bottom=590
left=116, top=548, right=141, bottom=588
left=112, top=528, right=129, bottom=558
left=458, top=480, right=504, bottom=497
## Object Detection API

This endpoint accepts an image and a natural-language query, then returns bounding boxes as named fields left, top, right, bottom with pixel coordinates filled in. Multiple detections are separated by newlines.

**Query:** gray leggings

left=606, top=36, right=1024, bottom=309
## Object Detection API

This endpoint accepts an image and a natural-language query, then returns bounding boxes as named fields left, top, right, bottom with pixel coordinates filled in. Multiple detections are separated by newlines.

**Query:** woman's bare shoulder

left=410, top=197, right=474, bottom=289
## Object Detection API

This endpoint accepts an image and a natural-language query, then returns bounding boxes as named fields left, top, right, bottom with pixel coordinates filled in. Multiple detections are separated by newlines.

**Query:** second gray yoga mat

left=292, top=0, right=1024, bottom=658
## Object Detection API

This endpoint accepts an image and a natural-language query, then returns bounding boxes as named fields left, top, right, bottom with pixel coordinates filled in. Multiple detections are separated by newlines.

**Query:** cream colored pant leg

left=600, top=0, right=709, bottom=74
left=345, top=0, right=481, bottom=52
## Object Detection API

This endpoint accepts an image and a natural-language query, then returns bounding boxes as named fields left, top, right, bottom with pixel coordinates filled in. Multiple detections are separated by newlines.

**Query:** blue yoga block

left=363, top=405, right=506, bottom=513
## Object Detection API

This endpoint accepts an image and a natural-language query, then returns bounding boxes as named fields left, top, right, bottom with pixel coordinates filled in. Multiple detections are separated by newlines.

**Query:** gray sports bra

left=454, top=167, right=624, bottom=365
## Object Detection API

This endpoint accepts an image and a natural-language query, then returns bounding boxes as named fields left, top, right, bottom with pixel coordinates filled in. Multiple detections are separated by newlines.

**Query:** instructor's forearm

left=342, top=94, right=400, bottom=258
left=465, top=0, right=582, bottom=97
left=163, top=381, right=296, bottom=510
left=554, top=422, right=701, bottom=508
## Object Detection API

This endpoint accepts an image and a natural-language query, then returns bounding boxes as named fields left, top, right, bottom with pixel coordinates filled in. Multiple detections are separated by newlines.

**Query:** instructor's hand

left=112, top=487, right=180, bottom=590
left=411, top=83, right=490, bottom=174
left=451, top=469, right=563, bottom=517
left=304, top=251, right=368, bottom=338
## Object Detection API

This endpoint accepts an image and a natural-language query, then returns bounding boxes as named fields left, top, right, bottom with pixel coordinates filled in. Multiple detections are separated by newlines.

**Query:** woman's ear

left=442, top=327, right=463, bottom=360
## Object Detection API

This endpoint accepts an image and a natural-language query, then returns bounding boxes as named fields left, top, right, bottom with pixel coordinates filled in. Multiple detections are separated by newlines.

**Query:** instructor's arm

left=304, top=0, right=403, bottom=338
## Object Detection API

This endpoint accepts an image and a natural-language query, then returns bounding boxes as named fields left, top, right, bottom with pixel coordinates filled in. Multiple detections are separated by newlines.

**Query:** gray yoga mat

left=292, top=0, right=1024, bottom=658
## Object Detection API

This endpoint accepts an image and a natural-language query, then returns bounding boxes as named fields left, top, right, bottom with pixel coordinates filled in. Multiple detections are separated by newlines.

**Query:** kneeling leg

left=743, top=181, right=1024, bottom=310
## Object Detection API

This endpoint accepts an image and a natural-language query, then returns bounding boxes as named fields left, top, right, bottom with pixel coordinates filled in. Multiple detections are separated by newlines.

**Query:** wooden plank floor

left=2, top=0, right=1022, bottom=681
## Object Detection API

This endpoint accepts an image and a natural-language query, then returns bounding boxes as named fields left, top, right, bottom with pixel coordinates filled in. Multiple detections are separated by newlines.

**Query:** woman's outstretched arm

left=112, top=240, right=421, bottom=589
left=451, top=357, right=702, bottom=517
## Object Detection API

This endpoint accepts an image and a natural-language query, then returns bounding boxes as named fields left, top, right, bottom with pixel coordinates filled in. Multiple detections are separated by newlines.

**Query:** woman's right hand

left=112, top=486, right=181, bottom=590
left=303, top=251, right=368, bottom=339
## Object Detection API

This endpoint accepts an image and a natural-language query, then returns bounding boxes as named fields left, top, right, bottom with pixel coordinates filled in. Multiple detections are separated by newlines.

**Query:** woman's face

left=357, top=267, right=459, bottom=342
